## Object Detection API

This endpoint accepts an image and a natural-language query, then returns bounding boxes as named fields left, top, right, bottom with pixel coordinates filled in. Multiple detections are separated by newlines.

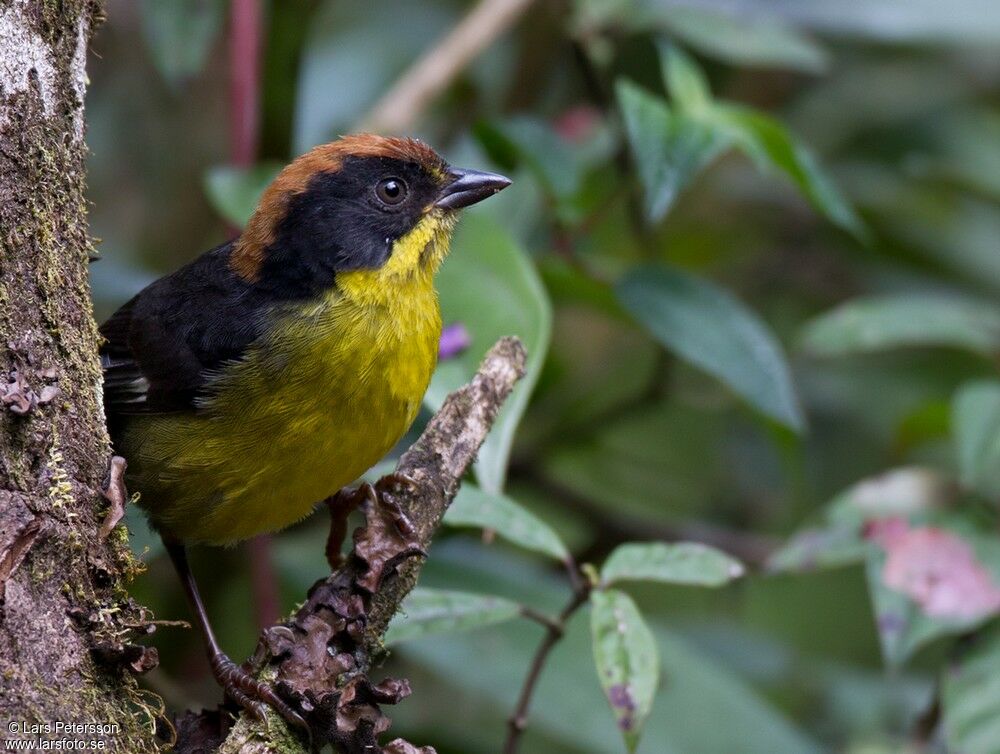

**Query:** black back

left=100, top=241, right=270, bottom=417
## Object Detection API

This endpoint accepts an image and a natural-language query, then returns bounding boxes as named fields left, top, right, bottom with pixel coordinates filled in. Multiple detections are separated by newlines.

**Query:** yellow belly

left=125, top=282, right=441, bottom=545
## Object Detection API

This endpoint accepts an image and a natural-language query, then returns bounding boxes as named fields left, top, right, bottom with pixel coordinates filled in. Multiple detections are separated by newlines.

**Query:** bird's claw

left=326, top=472, right=419, bottom=569
left=210, top=652, right=311, bottom=739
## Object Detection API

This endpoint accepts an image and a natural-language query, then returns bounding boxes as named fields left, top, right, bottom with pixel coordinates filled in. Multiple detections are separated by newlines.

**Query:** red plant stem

left=229, top=0, right=262, bottom=169
left=247, top=536, right=280, bottom=629
left=229, top=0, right=277, bottom=629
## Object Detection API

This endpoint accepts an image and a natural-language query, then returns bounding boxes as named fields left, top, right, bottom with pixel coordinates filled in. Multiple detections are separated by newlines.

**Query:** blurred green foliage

left=88, top=0, right=1000, bottom=751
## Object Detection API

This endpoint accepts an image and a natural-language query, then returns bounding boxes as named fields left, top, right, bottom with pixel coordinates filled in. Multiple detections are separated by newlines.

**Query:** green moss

left=46, top=447, right=75, bottom=509
left=28, top=557, right=55, bottom=584
left=219, top=709, right=306, bottom=753
left=0, top=4, right=160, bottom=749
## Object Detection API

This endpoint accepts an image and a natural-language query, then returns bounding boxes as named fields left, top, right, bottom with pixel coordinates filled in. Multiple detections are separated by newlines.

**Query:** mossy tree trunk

left=0, top=1, right=158, bottom=749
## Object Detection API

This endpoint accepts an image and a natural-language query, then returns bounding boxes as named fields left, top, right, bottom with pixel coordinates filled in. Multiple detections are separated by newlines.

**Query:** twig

left=518, top=606, right=563, bottom=633
left=358, top=0, right=537, bottom=134
left=504, top=581, right=591, bottom=754
left=200, top=337, right=527, bottom=754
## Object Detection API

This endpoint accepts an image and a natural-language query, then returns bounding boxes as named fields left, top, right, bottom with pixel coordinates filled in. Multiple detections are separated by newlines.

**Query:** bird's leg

left=164, top=541, right=309, bottom=735
left=324, top=487, right=367, bottom=569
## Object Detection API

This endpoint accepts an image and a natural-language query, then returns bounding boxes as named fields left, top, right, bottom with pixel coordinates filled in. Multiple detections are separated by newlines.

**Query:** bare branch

left=358, top=0, right=537, bottom=134
left=203, top=337, right=527, bottom=753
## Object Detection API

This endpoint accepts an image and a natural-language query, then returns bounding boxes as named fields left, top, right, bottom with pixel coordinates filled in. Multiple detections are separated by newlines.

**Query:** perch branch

left=185, top=337, right=526, bottom=754
left=358, top=0, right=537, bottom=134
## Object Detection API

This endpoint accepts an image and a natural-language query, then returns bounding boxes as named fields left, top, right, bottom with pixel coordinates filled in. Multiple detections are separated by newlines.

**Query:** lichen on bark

left=0, top=1, right=159, bottom=749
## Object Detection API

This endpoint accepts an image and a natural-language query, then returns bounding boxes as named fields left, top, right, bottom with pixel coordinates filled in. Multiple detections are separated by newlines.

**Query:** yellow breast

left=128, top=212, right=453, bottom=545
left=130, top=283, right=440, bottom=544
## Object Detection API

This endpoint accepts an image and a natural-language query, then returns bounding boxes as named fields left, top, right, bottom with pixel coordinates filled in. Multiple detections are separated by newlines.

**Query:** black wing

left=100, top=241, right=270, bottom=417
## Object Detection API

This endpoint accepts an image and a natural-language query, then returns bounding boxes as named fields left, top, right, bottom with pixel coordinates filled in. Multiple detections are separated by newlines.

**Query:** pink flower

left=438, top=323, right=471, bottom=360
left=866, top=520, right=1000, bottom=621
left=553, top=106, right=601, bottom=143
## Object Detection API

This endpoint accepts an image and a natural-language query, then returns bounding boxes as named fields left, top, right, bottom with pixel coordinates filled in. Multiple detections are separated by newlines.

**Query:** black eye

left=375, top=177, right=407, bottom=206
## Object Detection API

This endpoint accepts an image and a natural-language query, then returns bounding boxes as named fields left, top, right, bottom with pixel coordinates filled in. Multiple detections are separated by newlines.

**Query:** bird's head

left=231, top=134, right=510, bottom=298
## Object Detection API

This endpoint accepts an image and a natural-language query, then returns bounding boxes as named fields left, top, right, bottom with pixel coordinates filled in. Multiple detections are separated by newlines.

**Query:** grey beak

left=435, top=168, right=512, bottom=210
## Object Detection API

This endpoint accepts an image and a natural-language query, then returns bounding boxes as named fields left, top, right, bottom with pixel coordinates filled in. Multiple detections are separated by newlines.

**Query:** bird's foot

left=211, top=651, right=310, bottom=737
left=325, top=473, right=419, bottom=569
left=325, top=486, right=364, bottom=570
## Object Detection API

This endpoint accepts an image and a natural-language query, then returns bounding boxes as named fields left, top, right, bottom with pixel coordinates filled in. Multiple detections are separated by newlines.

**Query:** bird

left=99, top=134, right=510, bottom=727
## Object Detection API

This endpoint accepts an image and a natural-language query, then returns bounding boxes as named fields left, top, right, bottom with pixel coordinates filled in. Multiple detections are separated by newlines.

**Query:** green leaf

left=139, top=0, right=226, bottom=88
left=767, top=525, right=869, bottom=573
left=618, top=49, right=857, bottom=235
left=616, top=264, right=804, bottom=431
left=590, top=589, right=660, bottom=752
left=648, top=0, right=1000, bottom=44
left=444, top=484, right=569, bottom=561
left=425, top=214, right=551, bottom=494
left=616, top=80, right=730, bottom=222
left=601, top=542, right=744, bottom=588
left=203, top=162, right=283, bottom=228
left=384, top=587, right=521, bottom=646
left=799, top=294, right=1000, bottom=358
left=474, top=118, right=587, bottom=200
left=953, top=381, right=1000, bottom=501
left=924, top=109, right=1000, bottom=201
left=709, top=103, right=867, bottom=240
left=538, top=257, right=628, bottom=321
left=395, top=544, right=822, bottom=754
left=657, top=8, right=828, bottom=73
left=658, top=42, right=712, bottom=113
left=856, top=164, right=1000, bottom=293
left=542, top=401, right=722, bottom=525
left=942, top=626, right=1000, bottom=754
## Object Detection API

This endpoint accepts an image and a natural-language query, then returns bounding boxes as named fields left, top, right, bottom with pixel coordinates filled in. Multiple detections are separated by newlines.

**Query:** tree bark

left=0, top=1, right=158, bottom=749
